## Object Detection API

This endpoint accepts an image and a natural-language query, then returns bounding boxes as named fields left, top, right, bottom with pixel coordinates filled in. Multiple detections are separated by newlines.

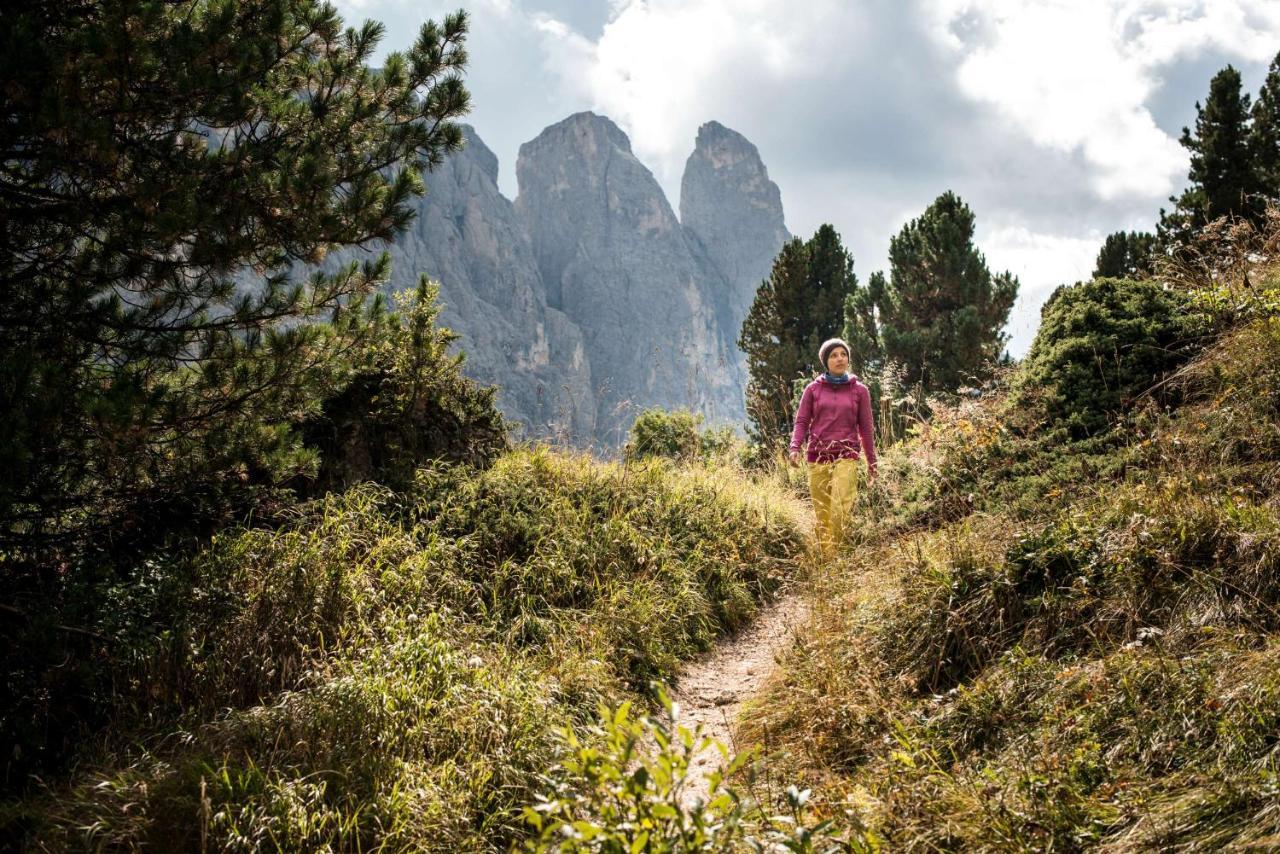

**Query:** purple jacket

left=789, top=375, right=877, bottom=468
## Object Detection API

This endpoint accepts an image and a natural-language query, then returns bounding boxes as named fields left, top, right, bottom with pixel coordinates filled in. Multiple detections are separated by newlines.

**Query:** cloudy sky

left=333, top=0, right=1280, bottom=356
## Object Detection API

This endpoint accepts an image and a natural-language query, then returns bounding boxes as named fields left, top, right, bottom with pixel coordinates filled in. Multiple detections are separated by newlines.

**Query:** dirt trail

left=669, top=592, right=809, bottom=808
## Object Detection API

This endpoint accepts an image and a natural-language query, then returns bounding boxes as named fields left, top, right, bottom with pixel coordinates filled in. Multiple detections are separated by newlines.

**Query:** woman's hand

left=788, top=449, right=800, bottom=467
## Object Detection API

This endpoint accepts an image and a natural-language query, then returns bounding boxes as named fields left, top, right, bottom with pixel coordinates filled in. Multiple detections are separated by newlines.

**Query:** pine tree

left=1093, top=231, right=1157, bottom=279
left=0, top=0, right=470, bottom=560
left=799, top=225, right=859, bottom=359
left=1159, top=65, right=1264, bottom=248
left=860, top=191, right=1018, bottom=394
left=738, top=225, right=857, bottom=445
left=1251, top=50, right=1280, bottom=199
left=843, top=270, right=887, bottom=375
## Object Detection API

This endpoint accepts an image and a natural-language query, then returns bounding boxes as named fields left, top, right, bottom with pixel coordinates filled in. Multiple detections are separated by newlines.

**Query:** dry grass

left=739, top=233, right=1280, bottom=849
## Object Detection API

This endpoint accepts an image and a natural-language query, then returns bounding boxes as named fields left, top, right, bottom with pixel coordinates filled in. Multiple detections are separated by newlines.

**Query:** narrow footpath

left=669, top=592, right=809, bottom=808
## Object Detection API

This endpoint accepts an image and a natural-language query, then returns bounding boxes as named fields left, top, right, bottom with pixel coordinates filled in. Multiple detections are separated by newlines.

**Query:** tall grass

left=3, top=447, right=806, bottom=850
left=741, top=250, right=1280, bottom=848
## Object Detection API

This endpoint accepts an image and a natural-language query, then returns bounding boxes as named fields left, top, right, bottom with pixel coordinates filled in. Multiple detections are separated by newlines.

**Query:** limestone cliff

left=338, top=117, right=789, bottom=449
left=680, top=120, right=790, bottom=347
left=514, top=112, right=745, bottom=441
left=328, top=127, right=595, bottom=442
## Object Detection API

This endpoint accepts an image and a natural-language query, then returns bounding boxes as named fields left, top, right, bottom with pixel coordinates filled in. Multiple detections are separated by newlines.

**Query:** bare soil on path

left=669, top=592, right=809, bottom=808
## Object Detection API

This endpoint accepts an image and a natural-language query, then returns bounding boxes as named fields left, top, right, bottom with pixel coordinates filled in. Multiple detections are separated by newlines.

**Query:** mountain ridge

left=332, top=112, right=789, bottom=447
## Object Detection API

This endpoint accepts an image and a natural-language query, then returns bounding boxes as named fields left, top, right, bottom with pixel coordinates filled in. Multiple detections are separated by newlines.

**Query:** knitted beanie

left=818, top=337, right=850, bottom=370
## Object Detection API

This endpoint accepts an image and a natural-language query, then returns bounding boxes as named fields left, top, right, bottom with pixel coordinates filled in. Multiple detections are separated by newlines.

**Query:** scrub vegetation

left=741, top=212, right=1280, bottom=850
left=13, top=220, right=1279, bottom=848
left=3, top=449, right=808, bottom=849
left=9, top=2, right=1280, bottom=850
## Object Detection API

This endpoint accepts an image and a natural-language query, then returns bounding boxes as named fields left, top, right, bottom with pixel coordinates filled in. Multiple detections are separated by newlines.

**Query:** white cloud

left=979, top=223, right=1102, bottom=356
left=923, top=0, right=1280, bottom=199
left=533, top=0, right=862, bottom=190
left=1129, top=1, right=1280, bottom=63
left=524, top=0, right=1278, bottom=353
left=331, top=0, right=1280, bottom=360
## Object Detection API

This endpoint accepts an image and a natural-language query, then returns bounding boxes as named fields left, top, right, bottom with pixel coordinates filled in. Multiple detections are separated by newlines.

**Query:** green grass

left=3, top=447, right=806, bottom=850
left=743, top=302, right=1280, bottom=849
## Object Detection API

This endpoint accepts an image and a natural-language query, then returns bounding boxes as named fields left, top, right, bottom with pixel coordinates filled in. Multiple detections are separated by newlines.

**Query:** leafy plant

left=524, top=691, right=875, bottom=853
left=625, top=409, right=734, bottom=463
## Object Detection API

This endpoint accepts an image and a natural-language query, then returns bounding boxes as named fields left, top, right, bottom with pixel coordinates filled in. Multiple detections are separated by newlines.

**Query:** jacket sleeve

left=858, top=383, right=877, bottom=471
left=789, top=384, right=814, bottom=453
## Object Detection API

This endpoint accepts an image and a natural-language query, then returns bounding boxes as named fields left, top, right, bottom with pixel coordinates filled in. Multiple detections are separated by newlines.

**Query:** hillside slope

left=3, top=450, right=805, bottom=850
left=745, top=234, right=1280, bottom=849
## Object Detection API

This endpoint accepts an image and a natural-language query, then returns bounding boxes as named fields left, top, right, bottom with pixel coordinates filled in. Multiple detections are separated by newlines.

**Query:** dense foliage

left=1254, top=51, right=1280, bottom=194
left=0, top=0, right=470, bottom=565
left=623, top=408, right=733, bottom=463
left=1017, top=277, right=1201, bottom=436
left=1092, top=230, right=1156, bottom=279
left=1158, top=55, right=1280, bottom=250
left=844, top=191, right=1018, bottom=395
left=524, top=692, right=870, bottom=852
left=3, top=449, right=806, bottom=847
left=302, top=278, right=507, bottom=493
left=739, top=225, right=858, bottom=446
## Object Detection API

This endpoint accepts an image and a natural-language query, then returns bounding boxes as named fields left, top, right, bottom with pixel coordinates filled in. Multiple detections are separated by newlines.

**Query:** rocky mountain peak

left=334, top=114, right=790, bottom=449
left=692, top=120, right=759, bottom=167
left=680, top=121, right=790, bottom=344
left=541, top=110, right=633, bottom=151
left=515, top=111, right=676, bottom=236
left=460, top=124, right=499, bottom=185
left=514, top=113, right=743, bottom=441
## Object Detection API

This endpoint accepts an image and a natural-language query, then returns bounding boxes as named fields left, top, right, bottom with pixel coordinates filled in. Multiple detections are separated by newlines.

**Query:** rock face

left=340, top=116, right=788, bottom=448
left=390, top=127, right=597, bottom=442
left=515, top=112, right=745, bottom=443
left=681, top=121, right=791, bottom=346
left=329, top=126, right=595, bottom=442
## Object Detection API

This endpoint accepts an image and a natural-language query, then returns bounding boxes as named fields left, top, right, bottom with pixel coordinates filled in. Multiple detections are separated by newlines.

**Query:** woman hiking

left=788, top=338, right=877, bottom=553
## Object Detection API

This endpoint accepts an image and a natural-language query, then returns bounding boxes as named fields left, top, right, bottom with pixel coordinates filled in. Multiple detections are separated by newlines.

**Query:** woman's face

left=826, top=346, right=850, bottom=375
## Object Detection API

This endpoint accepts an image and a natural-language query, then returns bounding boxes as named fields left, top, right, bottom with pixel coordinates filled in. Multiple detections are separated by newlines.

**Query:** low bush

left=864, top=386, right=1134, bottom=534
left=624, top=408, right=735, bottom=463
left=3, top=447, right=806, bottom=849
left=524, top=691, right=878, bottom=853
left=1017, top=277, right=1202, bottom=437
left=17, top=614, right=561, bottom=851
left=302, top=278, right=508, bottom=493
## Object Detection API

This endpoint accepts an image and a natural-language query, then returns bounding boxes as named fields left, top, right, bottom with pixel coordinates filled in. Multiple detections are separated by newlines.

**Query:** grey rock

left=328, top=126, right=595, bottom=443
left=680, top=120, right=790, bottom=347
left=323, top=116, right=789, bottom=449
left=515, top=112, right=745, bottom=442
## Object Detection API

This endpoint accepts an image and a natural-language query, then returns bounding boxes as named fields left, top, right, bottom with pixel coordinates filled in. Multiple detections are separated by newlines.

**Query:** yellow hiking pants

left=809, top=458, right=859, bottom=553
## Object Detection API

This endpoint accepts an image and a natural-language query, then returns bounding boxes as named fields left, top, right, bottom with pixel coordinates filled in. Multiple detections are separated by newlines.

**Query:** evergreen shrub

left=302, top=279, right=508, bottom=493
left=1018, top=277, right=1202, bottom=436
left=624, top=408, right=734, bottom=462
